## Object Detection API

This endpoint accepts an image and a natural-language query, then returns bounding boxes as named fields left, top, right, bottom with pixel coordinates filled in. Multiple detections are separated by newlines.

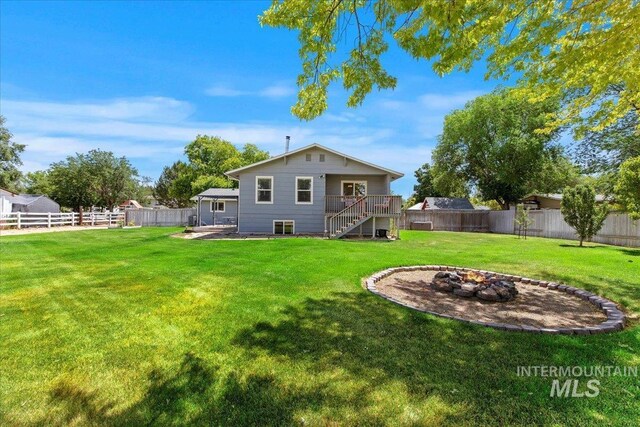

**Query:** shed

left=1, top=192, right=60, bottom=213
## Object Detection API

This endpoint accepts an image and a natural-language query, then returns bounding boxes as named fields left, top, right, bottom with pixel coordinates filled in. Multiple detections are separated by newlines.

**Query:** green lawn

left=1, top=229, right=639, bottom=426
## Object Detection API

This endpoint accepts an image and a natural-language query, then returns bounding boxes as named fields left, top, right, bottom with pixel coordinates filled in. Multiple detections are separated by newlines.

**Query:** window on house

left=210, top=201, right=225, bottom=212
left=319, top=154, right=325, bottom=162
left=342, top=181, right=367, bottom=197
left=256, top=176, right=273, bottom=203
left=273, top=220, right=294, bottom=235
left=296, top=177, right=313, bottom=204
left=305, top=153, right=312, bottom=162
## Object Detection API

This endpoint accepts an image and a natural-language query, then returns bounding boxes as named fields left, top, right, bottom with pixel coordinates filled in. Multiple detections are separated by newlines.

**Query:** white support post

left=17, top=212, right=21, bottom=229
left=48, top=212, right=52, bottom=228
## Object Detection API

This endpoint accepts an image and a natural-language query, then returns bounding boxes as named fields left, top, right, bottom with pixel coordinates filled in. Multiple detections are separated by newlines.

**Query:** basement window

left=273, top=220, right=294, bottom=235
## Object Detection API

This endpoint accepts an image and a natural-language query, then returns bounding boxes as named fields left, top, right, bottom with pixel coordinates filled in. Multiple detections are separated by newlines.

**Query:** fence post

left=91, top=214, right=95, bottom=226
left=48, top=212, right=52, bottom=228
left=17, top=212, right=21, bottom=229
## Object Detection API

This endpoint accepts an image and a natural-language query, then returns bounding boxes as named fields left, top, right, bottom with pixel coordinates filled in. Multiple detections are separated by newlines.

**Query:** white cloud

left=205, top=82, right=295, bottom=99
left=3, top=94, right=452, bottom=196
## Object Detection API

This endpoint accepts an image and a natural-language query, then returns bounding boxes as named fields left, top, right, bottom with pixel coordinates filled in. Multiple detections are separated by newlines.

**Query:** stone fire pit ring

left=364, top=266, right=625, bottom=335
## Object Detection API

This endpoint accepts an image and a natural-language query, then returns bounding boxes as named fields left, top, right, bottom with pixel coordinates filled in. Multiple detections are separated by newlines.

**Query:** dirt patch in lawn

left=375, top=270, right=607, bottom=329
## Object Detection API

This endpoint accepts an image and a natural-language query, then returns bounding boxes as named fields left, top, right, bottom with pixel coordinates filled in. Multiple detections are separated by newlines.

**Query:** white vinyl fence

left=403, top=209, right=639, bottom=247
left=124, top=208, right=196, bottom=227
left=0, top=212, right=124, bottom=229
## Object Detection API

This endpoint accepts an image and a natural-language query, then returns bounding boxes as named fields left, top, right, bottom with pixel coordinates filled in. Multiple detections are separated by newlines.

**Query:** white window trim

left=210, top=201, right=226, bottom=212
left=340, top=180, right=368, bottom=196
left=295, top=176, right=313, bottom=205
left=255, top=176, right=274, bottom=204
left=273, top=220, right=295, bottom=235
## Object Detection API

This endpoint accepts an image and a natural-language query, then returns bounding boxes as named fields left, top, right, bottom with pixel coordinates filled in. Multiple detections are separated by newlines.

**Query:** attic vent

left=319, top=154, right=325, bottom=162
left=305, top=154, right=312, bottom=162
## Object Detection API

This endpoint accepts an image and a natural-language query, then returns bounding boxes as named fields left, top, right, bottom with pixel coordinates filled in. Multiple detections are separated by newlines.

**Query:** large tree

left=0, top=115, right=25, bottom=191
left=23, top=170, right=53, bottom=196
left=260, top=1, right=639, bottom=133
left=412, top=163, right=446, bottom=201
left=155, top=136, right=270, bottom=205
left=48, top=150, right=140, bottom=210
left=153, top=161, right=196, bottom=208
left=431, top=90, right=573, bottom=209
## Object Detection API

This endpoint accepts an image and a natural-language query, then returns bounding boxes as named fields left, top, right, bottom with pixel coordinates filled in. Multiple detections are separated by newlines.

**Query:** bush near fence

left=402, top=209, right=639, bottom=247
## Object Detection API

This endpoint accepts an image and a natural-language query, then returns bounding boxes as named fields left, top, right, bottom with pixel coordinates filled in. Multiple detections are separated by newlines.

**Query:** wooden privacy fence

left=401, top=210, right=490, bottom=232
left=125, top=208, right=196, bottom=227
left=0, top=212, right=124, bottom=229
left=402, top=209, right=639, bottom=247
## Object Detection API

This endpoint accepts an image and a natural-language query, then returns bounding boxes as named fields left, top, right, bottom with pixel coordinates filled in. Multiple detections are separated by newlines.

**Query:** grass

left=0, top=228, right=639, bottom=426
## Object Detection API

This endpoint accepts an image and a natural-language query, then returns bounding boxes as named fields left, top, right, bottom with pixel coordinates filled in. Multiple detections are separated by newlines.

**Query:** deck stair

left=327, top=195, right=401, bottom=239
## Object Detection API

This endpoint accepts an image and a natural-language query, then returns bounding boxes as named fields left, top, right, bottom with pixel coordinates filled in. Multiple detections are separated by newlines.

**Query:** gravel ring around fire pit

left=364, top=266, right=625, bottom=334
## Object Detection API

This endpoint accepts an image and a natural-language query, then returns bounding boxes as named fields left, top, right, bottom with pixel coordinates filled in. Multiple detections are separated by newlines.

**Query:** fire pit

left=431, top=271, right=518, bottom=302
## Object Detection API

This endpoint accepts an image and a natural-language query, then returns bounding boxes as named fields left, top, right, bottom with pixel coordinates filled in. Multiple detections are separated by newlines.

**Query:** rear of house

left=222, top=144, right=403, bottom=238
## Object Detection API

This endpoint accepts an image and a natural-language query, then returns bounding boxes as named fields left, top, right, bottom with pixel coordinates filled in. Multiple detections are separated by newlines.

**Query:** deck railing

left=325, top=195, right=402, bottom=216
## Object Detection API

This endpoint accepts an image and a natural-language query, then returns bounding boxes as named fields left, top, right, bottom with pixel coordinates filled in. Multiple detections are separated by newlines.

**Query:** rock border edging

left=364, top=266, right=625, bottom=335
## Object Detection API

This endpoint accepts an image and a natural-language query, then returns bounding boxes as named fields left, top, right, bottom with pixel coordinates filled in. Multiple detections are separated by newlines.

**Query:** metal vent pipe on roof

left=285, top=135, right=290, bottom=153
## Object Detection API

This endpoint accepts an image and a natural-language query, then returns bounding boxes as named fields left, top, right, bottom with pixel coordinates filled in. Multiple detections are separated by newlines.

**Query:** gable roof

left=225, top=143, right=404, bottom=180
left=4, top=194, right=48, bottom=206
left=119, top=199, right=143, bottom=208
left=408, top=197, right=475, bottom=210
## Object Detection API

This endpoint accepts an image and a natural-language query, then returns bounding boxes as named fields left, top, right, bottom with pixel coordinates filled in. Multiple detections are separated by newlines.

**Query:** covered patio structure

left=192, top=188, right=239, bottom=228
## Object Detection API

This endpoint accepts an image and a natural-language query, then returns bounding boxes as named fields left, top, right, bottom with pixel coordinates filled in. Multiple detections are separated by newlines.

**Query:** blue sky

left=1, top=0, right=502, bottom=197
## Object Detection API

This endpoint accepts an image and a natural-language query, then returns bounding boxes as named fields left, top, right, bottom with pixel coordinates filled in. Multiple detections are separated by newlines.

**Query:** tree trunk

left=79, top=205, right=83, bottom=225
left=579, top=237, right=584, bottom=247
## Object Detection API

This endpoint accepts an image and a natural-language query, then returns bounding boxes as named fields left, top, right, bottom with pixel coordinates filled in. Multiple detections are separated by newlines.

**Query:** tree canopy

left=260, top=0, right=639, bottom=134
left=154, top=136, right=270, bottom=207
left=48, top=150, right=140, bottom=211
left=0, top=115, right=25, bottom=192
left=431, top=90, right=576, bottom=209
left=412, top=162, right=445, bottom=201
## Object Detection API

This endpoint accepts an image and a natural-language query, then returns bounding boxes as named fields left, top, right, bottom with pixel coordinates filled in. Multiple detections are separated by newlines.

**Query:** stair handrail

left=328, top=195, right=368, bottom=237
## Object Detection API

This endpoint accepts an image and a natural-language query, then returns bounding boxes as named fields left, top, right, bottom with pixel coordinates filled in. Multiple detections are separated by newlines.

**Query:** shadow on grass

left=44, top=352, right=320, bottom=426
left=40, top=293, right=637, bottom=426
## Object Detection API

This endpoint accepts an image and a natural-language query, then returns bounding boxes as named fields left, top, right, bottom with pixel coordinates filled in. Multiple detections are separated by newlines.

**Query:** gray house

left=194, top=143, right=404, bottom=238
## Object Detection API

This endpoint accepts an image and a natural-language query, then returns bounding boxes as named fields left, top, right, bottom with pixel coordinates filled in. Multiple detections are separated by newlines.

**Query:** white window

left=295, top=176, right=313, bottom=204
left=273, top=220, right=294, bottom=235
left=341, top=181, right=367, bottom=197
left=210, top=201, right=225, bottom=212
left=256, top=176, right=273, bottom=204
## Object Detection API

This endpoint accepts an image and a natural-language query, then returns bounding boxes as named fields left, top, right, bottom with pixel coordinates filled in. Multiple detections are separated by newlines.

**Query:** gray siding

left=237, top=148, right=393, bottom=233
left=198, top=200, right=238, bottom=225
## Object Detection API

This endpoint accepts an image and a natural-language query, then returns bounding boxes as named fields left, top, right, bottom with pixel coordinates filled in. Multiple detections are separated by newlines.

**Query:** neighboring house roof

left=224, top=143, right=404, bottom=180
left=119, top=199, right=143, bottom=208
left=191, top=188, right=240, bottom=201
left=0, top=188, right=18, bottom=197
left=5, top=194, right=49, bottom=206
left=524, top=193, right=608, bottom=202
left=408, top=197, right=475, bottom=210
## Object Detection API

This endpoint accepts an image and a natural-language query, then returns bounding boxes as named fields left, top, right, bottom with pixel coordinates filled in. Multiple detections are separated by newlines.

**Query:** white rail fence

left=0, top=212, right=125, bottom=229
left=402, top=209, right=639, bottom=247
